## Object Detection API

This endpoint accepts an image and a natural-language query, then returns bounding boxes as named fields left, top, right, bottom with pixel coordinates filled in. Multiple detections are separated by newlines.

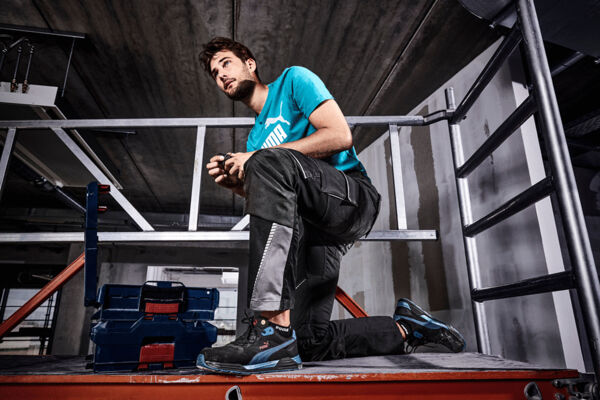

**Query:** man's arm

left=225, top=99, right=352, bottom=178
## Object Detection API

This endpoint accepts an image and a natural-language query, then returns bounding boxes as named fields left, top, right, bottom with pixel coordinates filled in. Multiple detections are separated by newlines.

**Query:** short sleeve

left=289, top=67, right=334, bottom=118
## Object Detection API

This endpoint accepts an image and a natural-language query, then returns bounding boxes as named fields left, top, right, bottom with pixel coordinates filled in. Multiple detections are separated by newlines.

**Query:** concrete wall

left=338, top=39, right=586, bottom=370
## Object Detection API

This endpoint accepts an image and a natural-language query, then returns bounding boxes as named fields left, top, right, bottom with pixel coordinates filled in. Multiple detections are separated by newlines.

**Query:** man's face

left=209, top=50, right=257, bottom=101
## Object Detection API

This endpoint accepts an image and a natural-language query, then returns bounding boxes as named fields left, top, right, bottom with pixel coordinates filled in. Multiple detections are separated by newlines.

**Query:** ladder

left=444, top=0, right=600, bottom=381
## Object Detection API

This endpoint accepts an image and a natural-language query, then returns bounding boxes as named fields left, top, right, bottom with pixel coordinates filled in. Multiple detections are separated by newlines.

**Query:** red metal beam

left=335, top=286, right=368, bottom=318
left=0, top=252, right=85, bottom=339
left=0, top=370, right=578, bottom=400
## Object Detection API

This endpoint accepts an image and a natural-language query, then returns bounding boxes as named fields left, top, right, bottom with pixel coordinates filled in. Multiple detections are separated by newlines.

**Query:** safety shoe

left=196, top=315, right=302, bottom=375
left=393, top=298, right=466, bottom=353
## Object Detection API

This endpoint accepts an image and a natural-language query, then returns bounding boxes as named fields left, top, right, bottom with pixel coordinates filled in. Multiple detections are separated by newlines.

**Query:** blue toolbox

left=89, top=281, right=219, bottom=372
left=85, top=182, right=219, bottom=372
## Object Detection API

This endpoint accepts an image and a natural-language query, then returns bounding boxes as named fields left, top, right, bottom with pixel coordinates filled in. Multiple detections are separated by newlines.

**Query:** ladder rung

left=464, top=177, right=554, bottom=237
left=451, top=27, right=522, bottom=123
left=457, top=96, right=536, bottom=178
left=472, top=271, right=575, bottom=303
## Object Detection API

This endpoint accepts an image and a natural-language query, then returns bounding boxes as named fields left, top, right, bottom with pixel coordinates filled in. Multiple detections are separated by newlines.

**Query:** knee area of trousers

left=246, top=148, right=296, bottom=172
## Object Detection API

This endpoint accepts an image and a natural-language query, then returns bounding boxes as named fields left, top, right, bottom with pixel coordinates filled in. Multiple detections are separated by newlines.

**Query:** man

left=197, top=37, right=465, bottom=375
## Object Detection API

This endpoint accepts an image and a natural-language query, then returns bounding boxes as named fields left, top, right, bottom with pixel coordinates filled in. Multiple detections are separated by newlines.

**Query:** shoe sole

left=196, top=353, right=302, bottom=375
left=396, top=298, right=466, bottom=353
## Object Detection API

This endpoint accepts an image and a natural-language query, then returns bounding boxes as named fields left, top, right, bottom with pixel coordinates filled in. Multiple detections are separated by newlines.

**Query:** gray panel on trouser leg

left=250, top=222, right=294, bottom=310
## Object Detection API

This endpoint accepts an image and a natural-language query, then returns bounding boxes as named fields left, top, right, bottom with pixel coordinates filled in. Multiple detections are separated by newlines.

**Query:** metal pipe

left=451, top=27, right=522, bottom=123
left=10, top=46, right=22, bottom=92
left=550, top=52, right=585, bottom=78
left=0, top=23, right=85, bottom=40
left=0, top=116, right=429, bottom=130
left=61, top=38, right=75, bottom=97
left=0, top=128, right=17, bottom=201
left=464, top=176, right=554, bottom=237
left=388, top=124, right=407, bottom=229
left=188, top=126, right=206, bottom=231
left=22, top=44, right=34, bottom=93
left=472, top=271, right=575, bottom=303
left=517, top=0, right=600, bottom=377
left=52, top=127, right=154, bottom=232
left=457, top=96, right=536, bottom=178
left=445, top=87, right=492, bottom=354
left=0, top=229, right=438, bottom=243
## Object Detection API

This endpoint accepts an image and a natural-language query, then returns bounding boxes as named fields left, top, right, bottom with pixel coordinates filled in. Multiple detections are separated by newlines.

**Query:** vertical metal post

left=0, top=128, right=17, bottom=201
left=84, top=182, right=99, bottom=307
left=445, top=88, right=491, bottom=354
left=188, top=125, right=206, bottom=231
left=388, top=124, right=407, bottom=229
left=517, top=0, right=600, bottom=376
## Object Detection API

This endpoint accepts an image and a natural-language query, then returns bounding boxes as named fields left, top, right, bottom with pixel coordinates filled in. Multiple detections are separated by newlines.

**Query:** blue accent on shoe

left=396, top=300, right=411, bottom=310
left=243, top=360, right=279, bottom=370
left=249, top=331, right=297, bottom=364
left=398, top=315, right=446, bottom=330
left=292, top=354, right=302, bottom=364
left=261, top=327, right=274, bottom=336
left=413, top=331, right=424, bottom=339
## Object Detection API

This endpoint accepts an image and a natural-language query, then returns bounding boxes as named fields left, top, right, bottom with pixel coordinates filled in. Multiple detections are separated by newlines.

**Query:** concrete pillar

left=51, top=244, right=95, bottom=355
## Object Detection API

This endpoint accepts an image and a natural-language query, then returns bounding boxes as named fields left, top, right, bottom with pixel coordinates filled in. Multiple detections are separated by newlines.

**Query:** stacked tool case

left=89, top=281, right=218, bottom=372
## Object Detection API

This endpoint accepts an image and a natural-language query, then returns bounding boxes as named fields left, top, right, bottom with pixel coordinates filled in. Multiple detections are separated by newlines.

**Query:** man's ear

left=246, top=58, right=256, bottom=73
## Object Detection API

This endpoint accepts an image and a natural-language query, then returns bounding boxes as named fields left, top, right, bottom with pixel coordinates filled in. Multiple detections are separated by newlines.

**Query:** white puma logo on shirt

left=265, top=102, right=290, bottom=128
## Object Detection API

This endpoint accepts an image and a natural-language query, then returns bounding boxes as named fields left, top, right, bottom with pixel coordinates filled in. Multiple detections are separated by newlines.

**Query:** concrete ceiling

left=5, top=0, right=567, bottom=229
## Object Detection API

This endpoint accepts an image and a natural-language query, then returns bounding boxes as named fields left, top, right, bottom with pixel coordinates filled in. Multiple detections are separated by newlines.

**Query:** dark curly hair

left=200, top=37, right=260, bottom=81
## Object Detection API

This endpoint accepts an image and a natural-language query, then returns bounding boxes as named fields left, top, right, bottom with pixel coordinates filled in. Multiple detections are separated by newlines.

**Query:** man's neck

left=242, top=82, right=269, bottom=115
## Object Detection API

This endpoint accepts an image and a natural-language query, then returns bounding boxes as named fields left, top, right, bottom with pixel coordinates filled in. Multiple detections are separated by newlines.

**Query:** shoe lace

left=231, top=312, right=261, bottom=345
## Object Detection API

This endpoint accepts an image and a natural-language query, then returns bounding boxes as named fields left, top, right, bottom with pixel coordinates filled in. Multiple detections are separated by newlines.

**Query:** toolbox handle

left=139, top=281, right=186, bottom=313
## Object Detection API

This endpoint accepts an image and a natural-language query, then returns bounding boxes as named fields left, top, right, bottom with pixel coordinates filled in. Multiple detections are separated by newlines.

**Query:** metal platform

left=0, top=353, right=579, bottom=399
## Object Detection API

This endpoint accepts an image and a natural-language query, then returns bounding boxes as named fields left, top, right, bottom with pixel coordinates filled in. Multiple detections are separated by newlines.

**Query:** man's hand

left=206, top=154, right=246, bottom=197
left=224, top=151, right=255, bottom=180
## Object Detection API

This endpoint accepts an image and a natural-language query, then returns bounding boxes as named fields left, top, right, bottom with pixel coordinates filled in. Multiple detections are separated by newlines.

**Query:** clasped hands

left=206, top=151, right=255, bottom=196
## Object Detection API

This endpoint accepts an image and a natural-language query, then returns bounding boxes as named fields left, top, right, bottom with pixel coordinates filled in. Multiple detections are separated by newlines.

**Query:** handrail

left=0, top=114, right=451, bottom=130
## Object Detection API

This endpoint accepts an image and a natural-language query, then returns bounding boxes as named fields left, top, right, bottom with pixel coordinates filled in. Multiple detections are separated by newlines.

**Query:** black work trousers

left=243, top=148, right=405, bottom=361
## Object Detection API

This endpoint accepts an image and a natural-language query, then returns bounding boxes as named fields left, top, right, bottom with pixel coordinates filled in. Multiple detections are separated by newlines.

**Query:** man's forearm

left=276, top=128, right=352, bottom=159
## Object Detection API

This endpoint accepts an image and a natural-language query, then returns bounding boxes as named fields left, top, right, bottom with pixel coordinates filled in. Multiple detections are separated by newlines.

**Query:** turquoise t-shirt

left=247, top=66, right=366, bottom=175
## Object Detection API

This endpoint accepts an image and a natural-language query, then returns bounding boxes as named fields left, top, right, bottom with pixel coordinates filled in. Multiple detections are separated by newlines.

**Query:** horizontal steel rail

left=457, top=96, right=537, bottom=178
left=0, top=229, right=437, bottom=243
left=472, top=271, right=575, bottom=303
left=464, top=177, right=554, bottom=237
left=451, top=27, right=522, bottom=124
left=0, top=115, right=450, bottom=130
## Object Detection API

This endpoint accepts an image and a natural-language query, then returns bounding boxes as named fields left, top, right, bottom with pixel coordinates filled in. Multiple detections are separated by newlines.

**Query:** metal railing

left=0, top=115, right=448, bottom=243
left=444, top=0, right=600, bottom=380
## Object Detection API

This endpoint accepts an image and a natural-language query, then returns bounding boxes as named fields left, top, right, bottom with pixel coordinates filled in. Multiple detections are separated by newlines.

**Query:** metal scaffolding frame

left=443, top=0, right=600, bottom=380
left=0, top=115, right=443, bottom=242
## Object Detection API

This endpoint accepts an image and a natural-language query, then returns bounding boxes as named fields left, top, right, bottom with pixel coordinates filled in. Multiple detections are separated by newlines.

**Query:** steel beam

left=457, top=96, right=536, bottom=178
left=388, top=124, right=407, bottom=229
left=452, top=26, right=522, bottom=123
left=445, top=87, right=491, bottom=355
left=464, top=177, right=554, bottom=237
left=188, top=126, right=206, bottom=231
left=518, top=0, right=600, bottom=378
left=472, top=271, right=575, bottom=303
left=231, top=214, right=250, bottom=230
left=0, top=128, right=16, bottom=201
left=0, top=253, right=85, bottom=339
left=52, top=128, right=154, bottom=231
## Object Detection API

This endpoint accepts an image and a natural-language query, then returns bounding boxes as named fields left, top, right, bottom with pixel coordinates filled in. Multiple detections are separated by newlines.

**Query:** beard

left=226, top=79, right=256, bottom=101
